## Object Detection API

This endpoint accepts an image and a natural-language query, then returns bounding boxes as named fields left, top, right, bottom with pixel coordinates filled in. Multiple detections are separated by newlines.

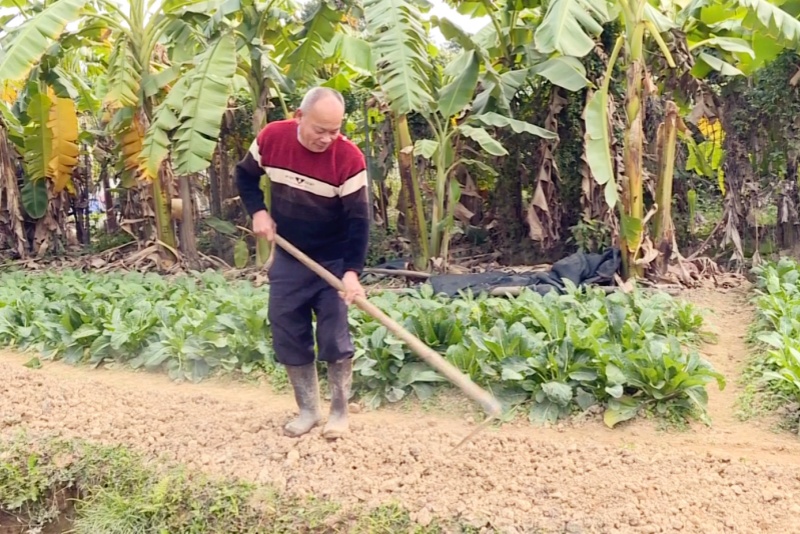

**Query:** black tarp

left=429, top=248, right=621, bottom=297
left=370, top=248, right=621, bottom=297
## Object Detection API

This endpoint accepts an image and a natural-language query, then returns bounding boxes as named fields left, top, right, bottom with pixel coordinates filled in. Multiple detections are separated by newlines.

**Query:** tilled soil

left=3, top=285, right=800, bottom=533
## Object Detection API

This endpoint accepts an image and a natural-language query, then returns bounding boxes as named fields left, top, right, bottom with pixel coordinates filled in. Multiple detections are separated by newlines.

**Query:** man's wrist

left=245, top=204, right=268, bottom=217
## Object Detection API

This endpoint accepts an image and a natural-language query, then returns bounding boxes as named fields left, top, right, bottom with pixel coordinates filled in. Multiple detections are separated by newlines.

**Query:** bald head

left=295, top=87, right=346, bottom=153
left=299, top=87, right=345, bottom=113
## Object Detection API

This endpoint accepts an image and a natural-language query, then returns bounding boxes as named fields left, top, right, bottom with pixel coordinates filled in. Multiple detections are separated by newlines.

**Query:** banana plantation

left=9, top=3, right=800, bottom=532
left=1, top=0, right=800, bottom=280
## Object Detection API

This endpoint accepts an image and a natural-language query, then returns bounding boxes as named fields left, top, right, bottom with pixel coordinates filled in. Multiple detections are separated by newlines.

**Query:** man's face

left=296, top=97, right=344, bottom=153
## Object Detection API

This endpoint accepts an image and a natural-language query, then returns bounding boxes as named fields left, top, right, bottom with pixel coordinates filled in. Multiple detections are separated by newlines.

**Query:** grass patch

left=734, top=351, right=788, bottom=422
left=0, top=432, right=468, bottom=533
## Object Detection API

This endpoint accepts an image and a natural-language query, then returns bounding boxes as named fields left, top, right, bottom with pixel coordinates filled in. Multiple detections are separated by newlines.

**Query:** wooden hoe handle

left=273, top=234, right=503, bottom=418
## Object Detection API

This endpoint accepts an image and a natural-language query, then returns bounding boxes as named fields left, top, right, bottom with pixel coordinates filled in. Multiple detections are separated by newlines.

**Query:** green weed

left=0, top=433, right=476, bottom=533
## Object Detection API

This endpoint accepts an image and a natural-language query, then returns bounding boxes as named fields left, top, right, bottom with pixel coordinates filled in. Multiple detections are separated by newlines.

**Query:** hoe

left=261, top=232, right=504, bottom=448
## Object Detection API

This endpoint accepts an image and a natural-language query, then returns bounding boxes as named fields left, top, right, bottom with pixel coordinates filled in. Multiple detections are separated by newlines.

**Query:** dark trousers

left=267, top=249, right=354, bottom=367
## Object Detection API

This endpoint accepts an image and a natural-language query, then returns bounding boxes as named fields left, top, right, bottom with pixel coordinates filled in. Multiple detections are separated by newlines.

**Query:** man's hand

left=253, top=210, right=276, bottom=241
left=340, top=271, right=365, bottom=305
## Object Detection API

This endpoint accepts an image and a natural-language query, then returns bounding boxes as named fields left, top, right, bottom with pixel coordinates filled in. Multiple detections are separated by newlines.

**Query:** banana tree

left=362, top=0, right=433, bottom=268
left=534, top=0, right=680, bottom=278
left=90, top=0, right=177, bottom=253
left=128, top=0, right=294, bottom=268
left=103, top=0, right=297, bottom=266
left=412, top=53, right=558, bottom=262
left=0, top=0, right=253, bottom=262
left=675, top=0, right=800, bottom=263
left=138, top=26, right=240, bottom=268
left=434, top=5, right=592, bottom=251
left=365, top=0, right=562, bottom=267
left=653, top=0, right=800, bottom=270
left=141, top=0, right=364, bottom=170
left=0, top=1, right=107, bottom=256
left=0, top=120, right=27, bottom=258
left=224, top=0, right=294, bottom=135
left=532, top=0, right=800, bottom=279
left=677, top=0, right=799, bottom=78
left=0, top=1, right=85, bottom=206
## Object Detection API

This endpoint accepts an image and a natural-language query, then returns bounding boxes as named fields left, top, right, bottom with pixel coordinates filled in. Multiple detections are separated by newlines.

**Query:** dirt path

left=3, top=286, right=800, bottom=533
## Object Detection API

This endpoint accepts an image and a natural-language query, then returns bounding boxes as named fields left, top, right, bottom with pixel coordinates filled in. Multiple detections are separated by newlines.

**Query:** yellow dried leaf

left=121, top=115, right=145, bottom=179
left=697, top=116, right=725, bottom=143
left=1, top=80, right=19, bottom=104
left=46, top=93, right=80, bottom=194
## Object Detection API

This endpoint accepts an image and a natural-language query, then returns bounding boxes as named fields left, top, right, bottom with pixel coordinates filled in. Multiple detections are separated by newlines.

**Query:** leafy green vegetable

left=352, top=279, right=721, bottom=425
left=0, top=270, right=275, bottom=382
left=748, top=258, right=800, bottom=405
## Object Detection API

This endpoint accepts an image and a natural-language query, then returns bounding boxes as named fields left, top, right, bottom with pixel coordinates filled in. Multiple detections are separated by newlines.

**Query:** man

left=234, top=87, right=369, bottom=440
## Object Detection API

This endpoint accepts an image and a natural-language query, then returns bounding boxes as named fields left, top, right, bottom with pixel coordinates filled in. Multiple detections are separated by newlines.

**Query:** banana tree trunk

left=0, top=126, right=27, bottom=258
left=209, top=144, right=222, bottom=218
left=100, top=161, right=117, bottom=234
left=249, top=86, right=272, bottom=269
left=653, top=100, right=678, bottom=274
left=440, top=181, right=458, bottom=267
left=435, top=138, right=460, bottom=266
left=430, top=146, right=446, bottom=258
left=179, top=173, right=200, bottom=270
left=362, top=98, right=375, bottom=224
left=75, top=150, right=91, bottom=245
left=154, top=159, right=176, bottom=251
left=377, top=180, right=389, bottom=226
left=137, top=98, right=176, bottom=254
left=395, top=173, right=407, bottom=232
left=219, top=133, right=233, bottom=203
left=395, top=113, right=429, bottom=270
left=252, top=81, right=268, bottom=134
left=621, top=53, right=645, bottom=279
left=207, top=143, right=227, bottom=261
left=32, top=179, right=69, bottom=257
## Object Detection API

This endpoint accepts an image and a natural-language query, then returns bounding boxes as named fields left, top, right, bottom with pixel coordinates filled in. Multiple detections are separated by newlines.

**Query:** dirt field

left=2, top=285, right=800, bottom=533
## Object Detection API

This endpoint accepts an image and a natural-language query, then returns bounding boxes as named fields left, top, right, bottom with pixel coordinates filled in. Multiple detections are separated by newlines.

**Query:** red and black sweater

left=235, top=119, right=370, bottom=274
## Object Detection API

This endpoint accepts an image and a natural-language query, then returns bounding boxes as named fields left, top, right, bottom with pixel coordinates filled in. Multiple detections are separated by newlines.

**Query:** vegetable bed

left=0, top=269, right=725, bottom=426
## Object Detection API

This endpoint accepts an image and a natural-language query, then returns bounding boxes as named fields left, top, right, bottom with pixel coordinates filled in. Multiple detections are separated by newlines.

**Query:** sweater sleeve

left=339, top=150, right=370, bottom=274
left=235, top=136, right=268, bottom=216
